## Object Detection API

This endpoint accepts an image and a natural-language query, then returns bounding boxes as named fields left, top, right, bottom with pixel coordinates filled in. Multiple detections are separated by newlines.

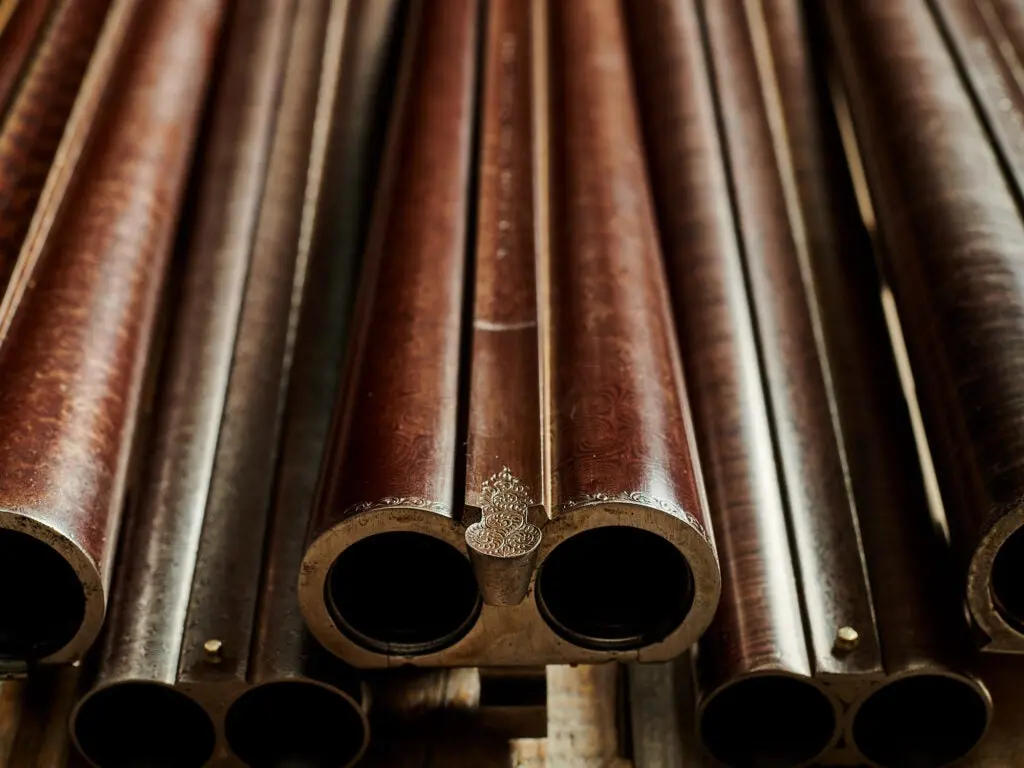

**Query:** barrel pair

left=56, top=1, right=401, bottom=766
left=629, top=0, right=992, bottom=766
left=297, top=0, right=722, bottom=670
left=838, top=0, right=1024, bottom=658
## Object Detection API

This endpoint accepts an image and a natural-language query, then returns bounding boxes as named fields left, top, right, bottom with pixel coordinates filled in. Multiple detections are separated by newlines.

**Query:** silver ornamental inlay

left=465, top=467, right=542, bottom=558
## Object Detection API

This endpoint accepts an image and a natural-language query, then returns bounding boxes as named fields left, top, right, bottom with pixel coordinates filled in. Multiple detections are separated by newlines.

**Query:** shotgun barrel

left=70, top=1, right=296, bottom=764
left=537, top=0, right=720, bottom=660
left=225, top=1, right=403, bottom=765
left=0, top=0, right=113, bottom=287
left=627, top=0, right=841, bottom=763
left=0, top=0, right=54, bottom=115
left=828, top=0, right=1024, bottom=657
left=0, top=0, right=223, bottom=671
left=299, top=0, right=484, bottom=665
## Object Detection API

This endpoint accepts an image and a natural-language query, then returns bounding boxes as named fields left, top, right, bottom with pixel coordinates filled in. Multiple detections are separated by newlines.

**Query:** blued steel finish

left=299, top=0, right=485, bottom=664
left=0, top=0, right=114, bottom=304
left=828, top=0, right=1024, bottom=656
left=914, top=0, right=1024, bottom=656
left=538, top=0, right=719, bottom=658
left=0, top=0, right=53, bottom=115
left=626, top=0, right=840, bottom=765
left=172, top=0, right=325, bottom=708
left=225, top=1, right=404, bottom=766
left=463, top=0, right=544, bottom=609
left=74, top=1, right=399, bottom=763
left=0, top=0, right=223, bottom=669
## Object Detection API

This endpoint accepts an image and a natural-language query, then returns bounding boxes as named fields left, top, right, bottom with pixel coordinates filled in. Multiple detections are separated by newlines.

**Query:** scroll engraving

left=343, top=497, right=451, bottom=518
left=465, top=466, right=542, bottom=558
left=556, top=491, right=709, bottom=544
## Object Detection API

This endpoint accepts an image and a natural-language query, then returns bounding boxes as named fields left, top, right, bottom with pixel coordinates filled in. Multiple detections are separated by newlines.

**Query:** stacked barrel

left=1, top=1, right=1023, bottom=766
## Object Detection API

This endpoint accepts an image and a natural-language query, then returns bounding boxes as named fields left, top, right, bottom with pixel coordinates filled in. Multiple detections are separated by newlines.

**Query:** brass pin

left=203, top=638, right=224, bottom=664
left=833, top=626, right=859, bottom=654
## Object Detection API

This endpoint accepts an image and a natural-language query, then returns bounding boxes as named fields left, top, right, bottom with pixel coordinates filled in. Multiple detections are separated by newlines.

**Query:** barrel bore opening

left=991, top=525, right=1024, bottom=633
left=536, top=525, right=693, bottom=650
left=0, top=528, right=85, bottom=660
left=73, top=682, right=215, bottom=768
left=700, top=675, right=836, bottom=768
left=327, top=531, right=481, bottom=654
left=852, top=675, right=988, bottom=767
left=226, top=681, right=367, bottom=768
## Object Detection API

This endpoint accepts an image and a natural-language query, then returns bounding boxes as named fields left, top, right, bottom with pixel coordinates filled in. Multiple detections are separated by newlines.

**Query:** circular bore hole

left=226, top=681, right=367, bottom=768
left=327, top=531, right=481, bottom=654
left=852, top=675, right=989, bottom=767
left=536, top=525, right=693, bottom=650
left=74, top=682, right=215, bottom=768
left=991, top=525, right=1024, bottom=633
left=0, top=529, right=85, bottom=660
left=700, top=675, right=836, bottom=768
